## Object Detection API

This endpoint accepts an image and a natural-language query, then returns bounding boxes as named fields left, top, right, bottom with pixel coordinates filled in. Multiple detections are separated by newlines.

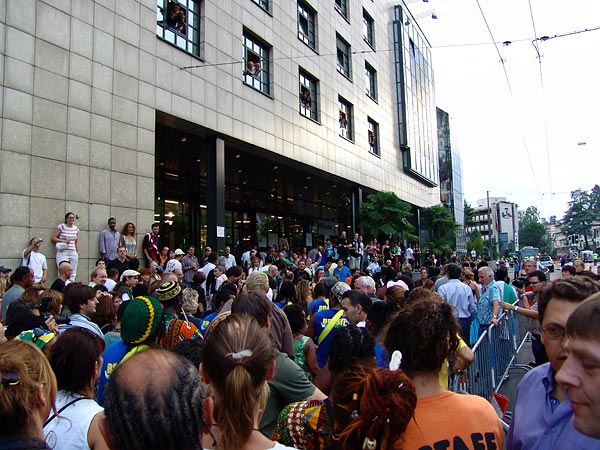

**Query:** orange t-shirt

left=397, top=391, right=504, bottom=450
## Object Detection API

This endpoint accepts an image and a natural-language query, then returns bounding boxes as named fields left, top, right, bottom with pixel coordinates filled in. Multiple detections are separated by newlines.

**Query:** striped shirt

left=58, top=224, right=79, bottom=252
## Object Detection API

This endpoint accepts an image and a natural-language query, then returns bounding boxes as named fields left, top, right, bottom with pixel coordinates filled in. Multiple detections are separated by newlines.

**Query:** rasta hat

left=121, top=296, right=163, bottom=344
left=15, top=328, right=56, bottom=350
left=156, top=281, right=182, bottom=302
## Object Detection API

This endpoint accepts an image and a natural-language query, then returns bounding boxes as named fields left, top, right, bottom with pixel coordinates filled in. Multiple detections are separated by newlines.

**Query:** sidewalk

left=497, top=337, right=534, bottom=418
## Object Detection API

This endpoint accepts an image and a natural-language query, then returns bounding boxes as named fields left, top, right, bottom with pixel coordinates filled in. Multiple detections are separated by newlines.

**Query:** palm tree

left=359, top=191, right=415, bottom=241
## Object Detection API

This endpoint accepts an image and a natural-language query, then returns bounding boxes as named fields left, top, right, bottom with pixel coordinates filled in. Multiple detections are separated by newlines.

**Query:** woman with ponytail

left=201, top=314, right=298, bottom=450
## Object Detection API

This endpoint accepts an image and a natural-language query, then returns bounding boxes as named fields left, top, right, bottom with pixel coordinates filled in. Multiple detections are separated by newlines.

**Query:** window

left=368, top=117, right=379, bottom=156
left=299, top=70, right=318, bottom=121
left=243, top=31, right=271, bottom=95
left=335, top=0, right=348, bottom=19
left=298, top=1, right=316, bottom=50
left=336, top=34, right=351, bottom=79
left=363, top=9, right=375, bottom=48
left=338, top=97, right=353, bottom=140
left=157, top=0, right=201, bottom=56
left=252, top=0, right=269, bottom=12
left=365, top=62, right=377, bottom=101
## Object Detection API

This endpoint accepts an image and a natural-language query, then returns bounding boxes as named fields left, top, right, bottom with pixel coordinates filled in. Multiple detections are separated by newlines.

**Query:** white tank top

left=44, top=390, right=103, bottom=450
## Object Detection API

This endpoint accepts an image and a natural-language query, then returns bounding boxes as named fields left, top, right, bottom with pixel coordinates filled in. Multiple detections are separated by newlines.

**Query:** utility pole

left=487, top=190, right=493, bottom=260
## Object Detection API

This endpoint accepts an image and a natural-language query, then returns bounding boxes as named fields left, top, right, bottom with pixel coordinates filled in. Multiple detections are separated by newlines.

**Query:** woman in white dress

left=51, top=212, right=79, bottom=282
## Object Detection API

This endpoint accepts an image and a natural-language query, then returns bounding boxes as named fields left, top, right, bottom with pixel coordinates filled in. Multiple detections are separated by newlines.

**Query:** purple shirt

left=507, top=362, right=600, bottom=450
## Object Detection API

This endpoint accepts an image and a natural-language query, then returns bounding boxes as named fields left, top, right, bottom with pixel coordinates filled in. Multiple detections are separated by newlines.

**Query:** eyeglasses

left=2, top=373, right=20, bottom=386
left=541, top=325, right=566, bottom=341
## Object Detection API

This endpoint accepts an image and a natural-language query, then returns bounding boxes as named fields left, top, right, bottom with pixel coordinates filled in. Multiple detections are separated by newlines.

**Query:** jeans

left=458, top=317, right=473, bottom=344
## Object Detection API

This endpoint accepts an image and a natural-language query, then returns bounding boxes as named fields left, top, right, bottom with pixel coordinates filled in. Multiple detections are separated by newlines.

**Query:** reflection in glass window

left=156, top=0, right=201, bottom=56
left=298, top=1, right=316, bottom=50
left=368, top=117, right=379, bottom=156
left=339, top=96, right=353, bottom=140
left=365, top=62, right=377, bottom=101
left=243, top=31, right=271, bottom=95
left=299, top=70, right=318, bottom=121
left=363, top=9, right=375, bottom=48
left=335, top=0, right=348, bottom=19
left=336, top=34, right=351, bottom=79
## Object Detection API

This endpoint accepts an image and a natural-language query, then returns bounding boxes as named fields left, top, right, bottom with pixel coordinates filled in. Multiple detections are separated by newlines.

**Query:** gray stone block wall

left=0, top=0, right=440, bottom=282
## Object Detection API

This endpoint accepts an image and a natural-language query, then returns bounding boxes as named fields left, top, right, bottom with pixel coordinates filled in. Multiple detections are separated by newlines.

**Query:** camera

left=39, top=296, right=71, bottom=325
left=512, top=278, right=529, bottom=289
left=38, top=238, right=43, bottom=243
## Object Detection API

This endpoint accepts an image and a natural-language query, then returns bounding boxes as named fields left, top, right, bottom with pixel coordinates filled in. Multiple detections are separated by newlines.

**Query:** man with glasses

left=506, top=277, right=600, bottom=450
left=556, top=293, right=600, bottom=440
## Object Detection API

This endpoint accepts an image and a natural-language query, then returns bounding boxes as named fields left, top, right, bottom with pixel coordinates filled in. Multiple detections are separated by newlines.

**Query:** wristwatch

left=514, top=306, right=520, bottom=312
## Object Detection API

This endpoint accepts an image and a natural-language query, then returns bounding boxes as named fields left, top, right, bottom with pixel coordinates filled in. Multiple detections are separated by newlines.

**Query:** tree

left=464, top=201, right=475, bottom=228
left=561, top=188, right=597, bottom=249
left=359, top=191, right=415, bottom=241
left=519, top=206, right=548, bottom=249
left=421, top=205, right=458, bottom=261
left=467, top=229, right=484, bottom=257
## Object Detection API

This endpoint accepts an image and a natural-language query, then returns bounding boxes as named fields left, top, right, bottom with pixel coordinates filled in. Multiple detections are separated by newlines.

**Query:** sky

left=406, top=0, right=600, bottom=220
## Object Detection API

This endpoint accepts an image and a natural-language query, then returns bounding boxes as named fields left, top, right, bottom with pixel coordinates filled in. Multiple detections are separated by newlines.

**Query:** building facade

left=467, top=197, right=519, bottom=255
left=0, top=0, right=440, bottom=279
left=436, top=107, right=466, bottom=255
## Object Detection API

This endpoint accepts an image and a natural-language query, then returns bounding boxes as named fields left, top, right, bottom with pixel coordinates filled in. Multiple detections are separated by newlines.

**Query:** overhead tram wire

left=528, top=0, right=554, bottom=214
left=473, top=0, right=542, bottom=200
left=178, top=25, right=600, bottom=71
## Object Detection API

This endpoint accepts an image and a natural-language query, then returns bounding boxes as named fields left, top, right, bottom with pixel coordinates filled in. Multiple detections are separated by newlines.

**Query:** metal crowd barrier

left=452, top=307, right=533, bottom=400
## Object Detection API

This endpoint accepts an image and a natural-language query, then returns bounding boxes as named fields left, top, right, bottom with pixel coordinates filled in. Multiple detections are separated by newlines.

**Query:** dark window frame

left=251, top=0, right=269, bottom=13
left=297, top=1, right=317, bottom=50
left=334, top=0, right=349, bottom=20
left=368, top=117, right=380, bottom=156
left=299, top=69, right=319, bottom=122
left=242, top=31, right=272, bottom=96
left=336, top=34, right=351, bottom=80
left=363, top=8, right=375, bottom=49
left=365, top=61, right=377, bottom=101
left=156, top=0, right=202, bottom=57
left=338, top=96, right=354, bottom=141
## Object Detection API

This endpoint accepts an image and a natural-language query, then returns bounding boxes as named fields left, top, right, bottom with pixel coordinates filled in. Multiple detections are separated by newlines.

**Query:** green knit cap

left=121, top=296, right=163, bottom=344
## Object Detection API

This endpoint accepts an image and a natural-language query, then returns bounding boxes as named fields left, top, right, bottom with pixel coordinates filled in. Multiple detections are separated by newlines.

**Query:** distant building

left=436, top=108, right=466, bottom=255
left=467, top=197, right=519, bottom=254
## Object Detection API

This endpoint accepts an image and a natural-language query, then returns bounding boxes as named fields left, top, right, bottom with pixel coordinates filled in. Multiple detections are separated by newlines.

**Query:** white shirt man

left=165, top=249, right=184, bottom=273
left=223, top=246, right=236, bottom=269
left=22, top=238, right=47, bottom=284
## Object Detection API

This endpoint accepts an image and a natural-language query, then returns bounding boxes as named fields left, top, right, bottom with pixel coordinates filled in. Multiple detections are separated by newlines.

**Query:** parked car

left=539, top=255, right=554, bottom=272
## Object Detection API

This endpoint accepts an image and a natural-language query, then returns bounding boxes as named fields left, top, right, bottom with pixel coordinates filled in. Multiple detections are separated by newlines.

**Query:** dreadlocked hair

left=330, top=362, right=416, bottom=450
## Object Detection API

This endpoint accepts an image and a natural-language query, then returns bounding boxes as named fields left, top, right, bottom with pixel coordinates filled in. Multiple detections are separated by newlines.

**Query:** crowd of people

left=1, top=219, right=600, bottom=449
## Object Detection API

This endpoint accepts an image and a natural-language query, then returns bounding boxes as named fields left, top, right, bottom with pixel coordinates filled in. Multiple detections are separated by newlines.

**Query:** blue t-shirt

left=308, top=298, right=329, bottom=317
left=313, top=308, right=349, bottom=368
left=97, top=340, right=128, bottom=405
left=333, top=266, right=351, bottom=280
left=200, top=312, right=218, bottom=337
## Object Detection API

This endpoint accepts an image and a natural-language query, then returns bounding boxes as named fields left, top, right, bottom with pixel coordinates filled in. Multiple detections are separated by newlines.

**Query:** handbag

left=55, top=224, right=68, bottom=250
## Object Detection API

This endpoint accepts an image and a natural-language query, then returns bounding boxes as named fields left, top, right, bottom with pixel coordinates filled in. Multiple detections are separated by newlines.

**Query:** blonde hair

left=0, top=340, right=57, bottom=437
left=203, top=315, right=275, bottom=449
left=181, top=288, right=199, bottom=314
left=462, top=267, right=474, bottom=281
